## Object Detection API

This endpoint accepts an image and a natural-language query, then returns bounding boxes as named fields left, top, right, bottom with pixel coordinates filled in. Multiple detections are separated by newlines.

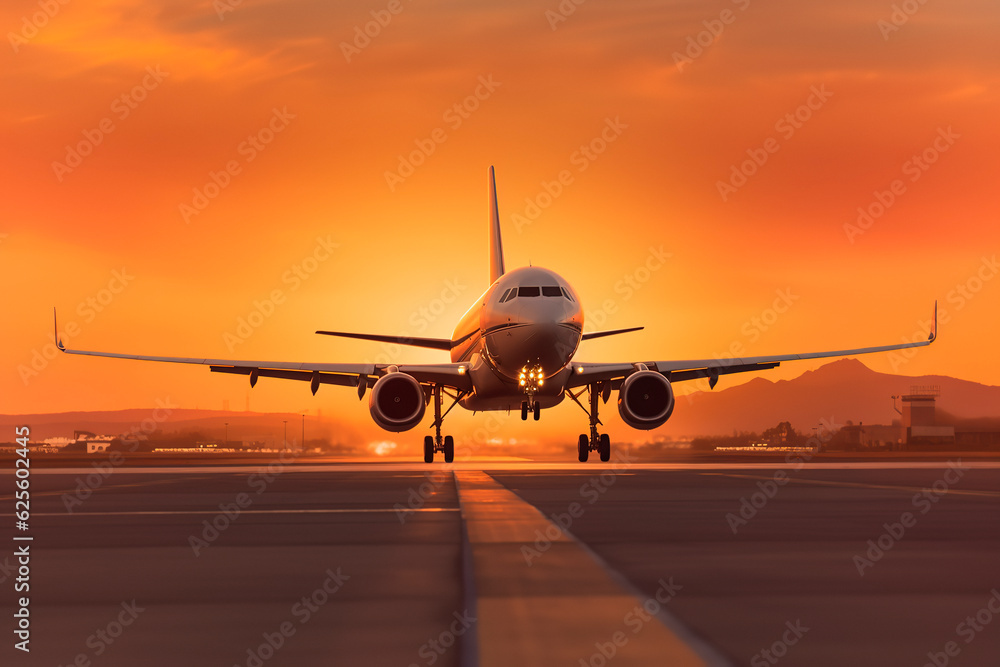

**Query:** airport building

left=839, top=385, right=999, bottom=450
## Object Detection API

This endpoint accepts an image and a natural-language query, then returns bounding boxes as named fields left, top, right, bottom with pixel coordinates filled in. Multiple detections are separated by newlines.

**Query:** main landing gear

left=423, top=384, right=463, bottom=463
left=568, top=382, right=611, bottom=463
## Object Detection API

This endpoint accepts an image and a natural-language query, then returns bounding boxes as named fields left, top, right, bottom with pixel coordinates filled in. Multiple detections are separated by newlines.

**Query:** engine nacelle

left=617, top=370, right=674, bottom=430
left=368, top=372, right=426, bottom=432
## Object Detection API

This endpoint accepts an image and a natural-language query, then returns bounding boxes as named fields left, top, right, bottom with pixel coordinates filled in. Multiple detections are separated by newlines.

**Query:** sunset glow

left=3, top=0, right=998, bottom=445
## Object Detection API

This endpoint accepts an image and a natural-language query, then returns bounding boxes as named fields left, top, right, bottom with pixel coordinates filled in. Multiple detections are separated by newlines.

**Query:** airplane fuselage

left=451, top=266, right=583, bottom=411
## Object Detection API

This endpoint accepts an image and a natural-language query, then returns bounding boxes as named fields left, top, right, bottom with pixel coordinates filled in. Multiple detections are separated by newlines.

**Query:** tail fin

left=488, top=165, right=505, bottom=284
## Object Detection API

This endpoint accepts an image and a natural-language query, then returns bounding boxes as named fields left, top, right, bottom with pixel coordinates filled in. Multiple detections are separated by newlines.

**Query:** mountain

left=662, top=358, right=1000, bottom=436
left=4, top=360, right=998, bottom=441
left=0, top=408, right=336, bottom=443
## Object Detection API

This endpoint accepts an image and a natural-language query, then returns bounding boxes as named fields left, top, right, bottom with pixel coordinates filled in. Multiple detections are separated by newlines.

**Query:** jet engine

left=369, top=372, right=426, bottom=432
left=617, top=370, right=674, bottom=430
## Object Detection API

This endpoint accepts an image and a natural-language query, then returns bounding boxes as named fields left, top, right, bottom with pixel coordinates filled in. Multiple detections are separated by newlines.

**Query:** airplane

left=56, top=166, right=937, bottom=463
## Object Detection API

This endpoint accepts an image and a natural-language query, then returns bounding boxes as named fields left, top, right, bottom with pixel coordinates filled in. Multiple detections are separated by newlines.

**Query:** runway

left=4, top=459, right=999, bottom=666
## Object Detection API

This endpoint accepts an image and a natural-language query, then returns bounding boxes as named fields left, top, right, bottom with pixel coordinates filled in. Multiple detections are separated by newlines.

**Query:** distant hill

left=4, top=360, right=998, bottom=441
left=664, top=358, right=1000, bottom=435
left=0, top=408, right=335, bottom=443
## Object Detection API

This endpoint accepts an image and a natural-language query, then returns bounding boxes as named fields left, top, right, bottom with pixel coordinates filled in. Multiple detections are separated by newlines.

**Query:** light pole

left=224, top=422, right=228, bottom=447
left=282, top=420, right=288, bottom=451
left=301, top=414, right=305, bottom=451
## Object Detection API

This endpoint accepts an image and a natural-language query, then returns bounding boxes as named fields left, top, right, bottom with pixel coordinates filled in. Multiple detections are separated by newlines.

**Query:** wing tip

left=53, top=307, right=65, bottom=351
left=928, top=300, right=938, bottom=342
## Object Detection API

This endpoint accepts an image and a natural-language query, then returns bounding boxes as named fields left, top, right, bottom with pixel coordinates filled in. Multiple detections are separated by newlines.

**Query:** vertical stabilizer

left=488, top=166, right=505, bottom=284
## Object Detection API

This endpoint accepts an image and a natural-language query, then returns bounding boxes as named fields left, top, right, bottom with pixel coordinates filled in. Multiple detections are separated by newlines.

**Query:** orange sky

left=3, top=0, right=999, bottom=446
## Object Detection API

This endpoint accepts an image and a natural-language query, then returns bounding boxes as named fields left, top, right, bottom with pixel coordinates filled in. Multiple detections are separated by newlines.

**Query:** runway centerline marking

left=454, top=470, right=724, bottom=667
left=701, top=472, right=1000, bottom=497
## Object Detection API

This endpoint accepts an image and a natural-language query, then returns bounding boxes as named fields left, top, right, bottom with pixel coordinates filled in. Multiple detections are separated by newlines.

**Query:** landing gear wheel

left=521, top=401, right=528, bottom=421
left=598, top=433, right=610, bottom=462
left=578, top=434, right=589, bottom=463
left=423, top=435, right=434, bottom=463
left=533, top=401, right=540, bottom=421
left=443, top=435, right=455, bottom=463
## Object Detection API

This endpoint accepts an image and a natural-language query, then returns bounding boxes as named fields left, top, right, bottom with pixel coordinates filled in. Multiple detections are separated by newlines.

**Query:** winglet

left=488, top=166, right=505, bottom=285
left=928, top=300, right=937, bottom=342
left=53, top=307, right=65, bottom=351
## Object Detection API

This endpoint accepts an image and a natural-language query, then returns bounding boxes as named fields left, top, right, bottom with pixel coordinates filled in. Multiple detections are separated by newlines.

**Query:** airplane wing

left=54, top=311, right=472, bottom=395
left=567, top=303, right=937, bottom=390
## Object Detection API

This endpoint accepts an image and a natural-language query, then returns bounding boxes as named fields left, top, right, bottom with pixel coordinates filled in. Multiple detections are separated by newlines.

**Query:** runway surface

left=3, top=459, right=999, bottom=666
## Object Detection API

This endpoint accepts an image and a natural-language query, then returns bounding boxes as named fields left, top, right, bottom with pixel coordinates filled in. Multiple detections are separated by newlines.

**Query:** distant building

left=900, top=386, right=955, bottom=447
left=836, top=385, right=996, bottom=451
left=70, top=430, right=116, bottom=453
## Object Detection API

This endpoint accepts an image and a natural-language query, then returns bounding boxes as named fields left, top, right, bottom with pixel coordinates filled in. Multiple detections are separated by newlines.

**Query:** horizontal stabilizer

left=316, top=330, right=453, bottom=350
left=581, top=326, right=644, bottom=341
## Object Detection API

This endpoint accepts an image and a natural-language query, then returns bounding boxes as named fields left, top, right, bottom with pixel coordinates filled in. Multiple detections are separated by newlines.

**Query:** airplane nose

left=486, top=320, right=581, bottom=381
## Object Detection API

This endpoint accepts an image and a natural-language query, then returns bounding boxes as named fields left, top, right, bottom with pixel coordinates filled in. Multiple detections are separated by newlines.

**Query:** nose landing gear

left=518, top=364, right=544, bottom=421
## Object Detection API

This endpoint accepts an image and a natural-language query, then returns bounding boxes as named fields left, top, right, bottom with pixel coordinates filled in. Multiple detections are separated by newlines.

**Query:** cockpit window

left=501, top=288, right=517, bottom=302
left=518, top=286, right=541, bottom=297
left=561, top=288, right=575, bottom=302
left=498, top=288, right=512, bottom=303
left=542, top=286, right=562, bottom=297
